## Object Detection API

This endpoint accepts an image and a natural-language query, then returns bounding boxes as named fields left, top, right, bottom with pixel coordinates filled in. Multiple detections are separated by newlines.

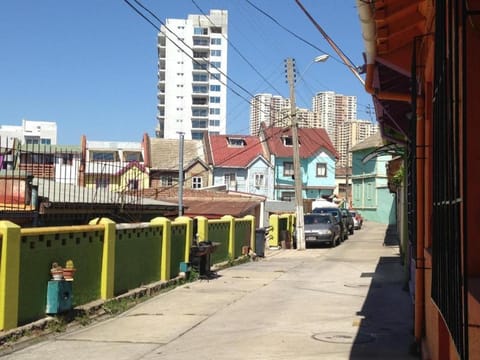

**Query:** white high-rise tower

left=157, top=10, right=228, bottom=140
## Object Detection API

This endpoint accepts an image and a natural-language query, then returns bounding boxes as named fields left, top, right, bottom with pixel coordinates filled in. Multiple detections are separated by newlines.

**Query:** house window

left=91, top=151, right=118, bottom=162
left=224, top=173, right=236, bottom=189
left=58, top=154, right=73, bottom=165
left=128, top=179, right=139, bottom=190
left=210, top=108, right=220, bottom=115
left=282, top=136, right=300, bottom=146
left=210, top=96, right=221, bottom=103
left=209, top=119, right=220, bottom=127
left=192, top=176, right=202, bottom=189
left=210, top=85, right=221, bottom=92
left=210, top=61, right=221, bottom=69
left=124, top=152, right=143, bottom=162
left=211, top=38, right=221, bottom=45
left=283, top=162, right=294, bottom=176
left=227, top=137, right=246, bottom=147
left=210, top=49, right=221, bottom=56
left=254, top=173, right=265, bottom=188
left=316, top=163, right=327, bottom=177
left=281, top=191, right=295, bottom=201
left=161, top=176, right=174, bottom=186
left=283, top=136, right=293, bottom=146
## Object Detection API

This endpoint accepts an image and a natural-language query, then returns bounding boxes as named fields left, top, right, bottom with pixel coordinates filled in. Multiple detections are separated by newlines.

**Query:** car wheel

left=349, top=227, right=354, bottom=235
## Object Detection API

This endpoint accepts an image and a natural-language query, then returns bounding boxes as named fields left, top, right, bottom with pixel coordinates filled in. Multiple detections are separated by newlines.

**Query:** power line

left=190, top=0, right=283, bottom=95
left=124, top=0, right=292, bottom=136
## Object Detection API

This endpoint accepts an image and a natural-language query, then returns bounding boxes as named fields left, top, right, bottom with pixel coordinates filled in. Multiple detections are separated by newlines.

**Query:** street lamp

left=286, top=55, right=329, bottom=251
left=297, top=54, right=330, bottom=84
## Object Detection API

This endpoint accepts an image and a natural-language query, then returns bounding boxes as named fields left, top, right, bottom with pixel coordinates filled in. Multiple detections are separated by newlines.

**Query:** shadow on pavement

left=349, top=226, right=419, bottom=359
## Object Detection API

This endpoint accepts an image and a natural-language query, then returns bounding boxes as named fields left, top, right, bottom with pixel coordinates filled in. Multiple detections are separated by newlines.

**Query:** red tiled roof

left=208, top=135, right=267, bottom=167
left=262, top=126, right=338, bottom=159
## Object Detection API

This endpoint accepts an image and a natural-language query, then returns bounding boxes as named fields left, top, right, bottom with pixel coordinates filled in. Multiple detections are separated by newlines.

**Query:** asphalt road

left=1, top=221, right=418, bottom=360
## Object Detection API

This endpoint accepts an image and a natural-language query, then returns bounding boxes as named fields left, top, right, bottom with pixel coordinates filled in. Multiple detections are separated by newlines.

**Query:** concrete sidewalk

left=1, top=222, right=417, bottom=359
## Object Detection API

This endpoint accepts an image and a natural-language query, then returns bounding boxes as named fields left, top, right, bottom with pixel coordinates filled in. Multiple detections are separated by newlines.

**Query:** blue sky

left=0, top=0, right=373, bottom=145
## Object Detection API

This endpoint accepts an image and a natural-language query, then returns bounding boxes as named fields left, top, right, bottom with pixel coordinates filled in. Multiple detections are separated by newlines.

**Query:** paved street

left=1, top=221, right=417, bottom=360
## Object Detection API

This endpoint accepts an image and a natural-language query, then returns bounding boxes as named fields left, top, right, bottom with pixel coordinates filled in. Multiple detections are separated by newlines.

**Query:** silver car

left=304, top=213, right=341, bottom=247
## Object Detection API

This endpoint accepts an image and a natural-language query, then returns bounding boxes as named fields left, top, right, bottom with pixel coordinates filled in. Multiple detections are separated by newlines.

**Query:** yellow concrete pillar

left=269, top=214, right=280, bottom=247
left=151, top=217, right=171, bottom=281
left=0, top=221, right=21, bottom=330
left=175, top=216, right=193, bottom=262
left=243, top=215, right=256, bottom=249
left=195, top=216, right=208, bottom=242
left=222, top=215, right=235, bottom=258
left=90, top=218, right=116, bottom=300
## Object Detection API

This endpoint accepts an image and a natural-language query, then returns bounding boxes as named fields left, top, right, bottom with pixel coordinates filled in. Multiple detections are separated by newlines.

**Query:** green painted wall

left=18, top=231, right=103, bottom=325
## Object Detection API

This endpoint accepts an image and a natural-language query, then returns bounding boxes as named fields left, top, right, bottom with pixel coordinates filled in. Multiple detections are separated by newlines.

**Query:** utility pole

left=345, top=142, right=349, bottom=207
left=178, top=132, right=184, bottom=216
left=285, top=58, right=305, bottom=250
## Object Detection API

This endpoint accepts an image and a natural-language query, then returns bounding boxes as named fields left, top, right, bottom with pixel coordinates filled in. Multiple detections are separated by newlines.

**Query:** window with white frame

left=254, top=173, right=265, bottom=188
left=283, top=162, right=294, bottom=176
left=316, top=163, right=327, bottom=177
left=192, top=176, right=202, bottom=189
left=161, top=176, right=174, bottom=186
left=128, top=179, right=139, bottom=190
left=281, top=191, right=295, bottom=201
left=224, top=173, right=236, bottom=189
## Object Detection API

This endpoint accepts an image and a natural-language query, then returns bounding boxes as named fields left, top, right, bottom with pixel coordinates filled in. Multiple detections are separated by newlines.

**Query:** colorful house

left=81, top=136, right=149, bottom=193
left=260, top=124, right=337, bottom=201
left=350, top=132, right=395, bottom=224
left=205, top=134, right=273, bottom=198
left=356, top=0, right=480, bottom=358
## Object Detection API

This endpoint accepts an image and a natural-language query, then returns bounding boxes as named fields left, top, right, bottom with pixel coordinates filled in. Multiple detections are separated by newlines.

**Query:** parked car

left=312, top=207, right=349, bottom=241
left=340, top=208, right=355, bottom=235
left=349, top=210, right=363, bottom=230
left=304, top=213, right=341, bottom=247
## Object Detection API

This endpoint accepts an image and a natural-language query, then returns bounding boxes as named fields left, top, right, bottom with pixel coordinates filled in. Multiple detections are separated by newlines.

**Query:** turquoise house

left=350, top=132, right=396, bottom=224
left=260, top=125, right=337, bottom=201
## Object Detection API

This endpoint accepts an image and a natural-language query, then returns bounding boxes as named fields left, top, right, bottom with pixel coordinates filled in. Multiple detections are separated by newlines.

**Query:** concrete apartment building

left=312, top=91, right=357, bottom=154
left=249, top=94, right=290, bottom=135
left=0, top=119, right=57, bottom=145
left=337, top=119, right=379, bottom=168
left=156, top=10, right=228, bottom=140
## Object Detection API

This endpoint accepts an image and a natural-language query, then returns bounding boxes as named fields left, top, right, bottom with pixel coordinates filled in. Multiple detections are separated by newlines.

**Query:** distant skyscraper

left=249, top=94, right=290, bottom=135
left=337, top=119, right=379, bottom=167
left=157, top=10, right=228, bottom=140
left=312, top=91, right=357, bottom=167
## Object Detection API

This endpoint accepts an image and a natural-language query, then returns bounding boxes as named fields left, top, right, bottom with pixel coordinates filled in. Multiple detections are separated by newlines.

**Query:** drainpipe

left=415, top=99, right=425, bottom=345
left=357, top=0, right=411, bottom=102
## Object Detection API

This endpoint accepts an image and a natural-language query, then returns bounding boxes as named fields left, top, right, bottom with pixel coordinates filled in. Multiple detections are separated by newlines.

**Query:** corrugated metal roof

left=208, top=134, right=268, bottom=167
left=263, top=127, right=337, bottom=159
left=350, top=132, right=385, bottom=151
left=34, top=178, right=177, bottom=207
